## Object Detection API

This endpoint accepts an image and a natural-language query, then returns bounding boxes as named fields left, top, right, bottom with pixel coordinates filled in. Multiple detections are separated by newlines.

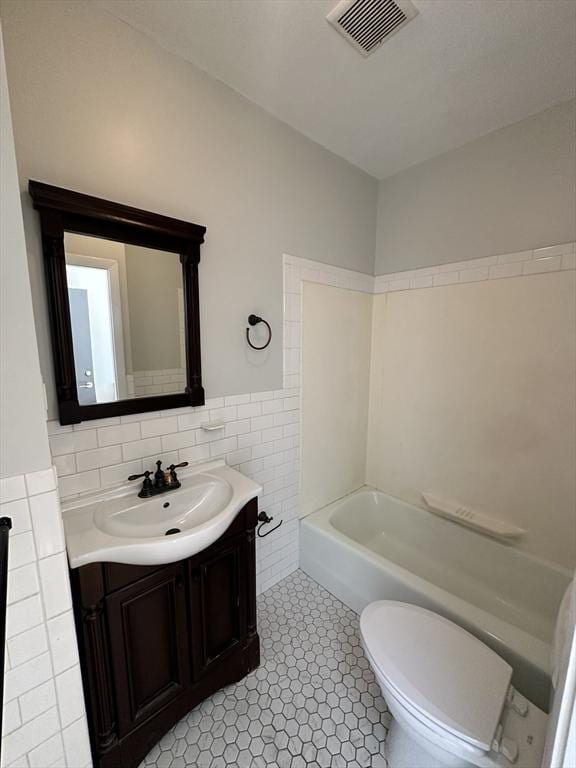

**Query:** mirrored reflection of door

left=69, top=288, right=97, bottom=405
left=64, top=233, right=186, bottom=405
left=66, top=262, right=119, bottom=403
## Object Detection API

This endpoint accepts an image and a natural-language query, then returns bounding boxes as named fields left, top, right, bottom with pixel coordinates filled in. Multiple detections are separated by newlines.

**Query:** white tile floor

left=140, top=570, right=391, bottom=767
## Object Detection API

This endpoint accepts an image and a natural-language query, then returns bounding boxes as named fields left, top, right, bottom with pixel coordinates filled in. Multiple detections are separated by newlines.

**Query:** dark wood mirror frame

left=29, top=181, right=206, bottom=425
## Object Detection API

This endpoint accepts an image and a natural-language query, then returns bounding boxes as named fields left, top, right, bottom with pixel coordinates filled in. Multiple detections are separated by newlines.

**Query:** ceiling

left=100, top=0, right=576, bottom=179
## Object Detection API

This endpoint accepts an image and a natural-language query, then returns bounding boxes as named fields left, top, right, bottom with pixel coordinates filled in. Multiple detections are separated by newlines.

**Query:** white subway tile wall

left=1, top=467, right=91, bottom=768
left=373, top=241, right=575, bottom=293
left=47, top=386, right=301, bottom=597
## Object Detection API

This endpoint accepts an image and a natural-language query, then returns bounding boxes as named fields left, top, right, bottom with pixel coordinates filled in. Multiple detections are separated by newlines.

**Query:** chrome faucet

left=128, top=460, right=188, bottom=498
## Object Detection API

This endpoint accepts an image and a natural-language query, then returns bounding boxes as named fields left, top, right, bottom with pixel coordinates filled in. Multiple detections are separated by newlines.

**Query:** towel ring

left=246, top=314, right=272, bottom=350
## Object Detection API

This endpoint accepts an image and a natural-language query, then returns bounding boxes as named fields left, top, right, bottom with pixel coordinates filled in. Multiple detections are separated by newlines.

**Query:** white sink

left=94, top=474, right=233, bottom=539
left=62, top=460, right=261, bottom=568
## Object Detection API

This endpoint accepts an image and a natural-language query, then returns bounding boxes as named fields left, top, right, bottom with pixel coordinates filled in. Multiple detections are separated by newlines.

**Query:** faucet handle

left=128, top=470, right=153, bottom=482
left=168, top=462, right=188, bottom=482
left=128, top=469, right=154, bottom=497
left=128, top=469, right=154, bottom=498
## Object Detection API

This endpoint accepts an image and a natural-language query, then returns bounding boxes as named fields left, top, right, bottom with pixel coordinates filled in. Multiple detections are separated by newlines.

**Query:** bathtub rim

left=303, top=484, right=574, bottom=579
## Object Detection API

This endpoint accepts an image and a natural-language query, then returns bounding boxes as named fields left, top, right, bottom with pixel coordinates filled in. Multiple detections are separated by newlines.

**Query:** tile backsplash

left=1, top=467, right=91, bottom=768
left=47, top=388, right=301, bottom=595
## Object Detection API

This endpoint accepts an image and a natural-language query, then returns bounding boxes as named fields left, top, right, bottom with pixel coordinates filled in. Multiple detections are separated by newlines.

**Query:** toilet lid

left=360, top=601, right=513, bottom=751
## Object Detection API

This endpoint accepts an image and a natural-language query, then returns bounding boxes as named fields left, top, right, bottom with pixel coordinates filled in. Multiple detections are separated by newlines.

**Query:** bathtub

left=300, top=487, right=572, bottom=711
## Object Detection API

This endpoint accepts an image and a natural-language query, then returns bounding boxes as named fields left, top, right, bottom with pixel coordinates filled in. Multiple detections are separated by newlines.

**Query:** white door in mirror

left=62, top=460, right=262, bottom=568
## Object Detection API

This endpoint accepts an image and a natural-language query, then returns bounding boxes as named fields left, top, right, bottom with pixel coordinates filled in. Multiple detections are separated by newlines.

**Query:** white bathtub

left=300, top=487, right=572, bottom=711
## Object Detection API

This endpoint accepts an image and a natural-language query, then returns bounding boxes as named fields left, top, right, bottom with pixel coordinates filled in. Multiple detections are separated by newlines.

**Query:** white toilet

left=360, top=582, right=575, bottom=768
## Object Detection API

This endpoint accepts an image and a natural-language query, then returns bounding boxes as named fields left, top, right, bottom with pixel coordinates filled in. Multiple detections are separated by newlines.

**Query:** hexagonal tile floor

left=139, top=569, right=391, bottom=767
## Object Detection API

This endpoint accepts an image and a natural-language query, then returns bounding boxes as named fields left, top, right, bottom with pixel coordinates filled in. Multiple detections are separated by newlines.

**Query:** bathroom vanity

left=64, top=462, right=261, bottom=768
left=70, top=499, right=258, bottom=768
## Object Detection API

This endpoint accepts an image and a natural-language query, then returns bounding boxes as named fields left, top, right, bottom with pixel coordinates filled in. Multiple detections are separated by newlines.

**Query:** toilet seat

left=360, top=601, right=513, bottom=753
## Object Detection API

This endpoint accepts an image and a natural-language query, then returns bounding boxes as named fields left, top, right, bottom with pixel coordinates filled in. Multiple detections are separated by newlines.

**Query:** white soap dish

left=201, top=421, right=225, bottom=432
left=422, top=492, right=526, bottom=541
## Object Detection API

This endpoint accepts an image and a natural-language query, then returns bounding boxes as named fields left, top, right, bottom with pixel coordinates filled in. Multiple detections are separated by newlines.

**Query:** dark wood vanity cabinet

left=106, top=563, right=191, bottom=739
left=69, top=500, right=259, bottom=768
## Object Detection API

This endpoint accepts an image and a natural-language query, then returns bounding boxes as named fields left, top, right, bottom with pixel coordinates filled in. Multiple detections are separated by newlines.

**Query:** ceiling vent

left=327, top=0, right=418, bottom=57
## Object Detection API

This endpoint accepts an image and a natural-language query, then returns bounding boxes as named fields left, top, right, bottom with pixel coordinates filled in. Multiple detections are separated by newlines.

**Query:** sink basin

left=62, top=460, right=261, bottom=568
left=94, top=474, right=233, bottom=539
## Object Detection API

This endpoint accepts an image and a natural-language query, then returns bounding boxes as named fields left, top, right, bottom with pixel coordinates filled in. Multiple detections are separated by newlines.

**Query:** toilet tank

left=542, top=576, right=576, bottom=767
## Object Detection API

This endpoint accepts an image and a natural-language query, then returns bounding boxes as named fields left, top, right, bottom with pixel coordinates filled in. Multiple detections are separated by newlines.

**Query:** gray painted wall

left=0, top=0, right=377, bottom=418
left=0, top=30, right=51, bottom=478
left=125, top=245, right=182, bottom=372
left=375, top=99, right=576, bottom=275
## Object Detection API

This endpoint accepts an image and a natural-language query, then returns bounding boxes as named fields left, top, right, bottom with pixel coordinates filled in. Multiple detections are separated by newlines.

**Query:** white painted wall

left=302, top=282, right=372, bottom=517
left=375, top=99, right=576, bottom=275
left=0, top=0, right=377, bottom=419
left=0, top=26, right=50, bottom=478
left=366, top=272, right=576, bottom=569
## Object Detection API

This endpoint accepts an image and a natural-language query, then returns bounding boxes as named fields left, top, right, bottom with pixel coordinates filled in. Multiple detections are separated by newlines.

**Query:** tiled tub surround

left=47, top=388, right=301, bottom=595
left=282, top=241, right=575, bottom=504
left=1, top=467, right=91, bottom=768
left=284, top=241, right=576, bottom=300
left=139, top=570, right=390, bottom=768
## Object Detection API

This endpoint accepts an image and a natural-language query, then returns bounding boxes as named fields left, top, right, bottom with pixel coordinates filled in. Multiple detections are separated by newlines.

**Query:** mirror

left=29, top=180, right=206, bottom=425
left=64, top=234, right=186, bottom=405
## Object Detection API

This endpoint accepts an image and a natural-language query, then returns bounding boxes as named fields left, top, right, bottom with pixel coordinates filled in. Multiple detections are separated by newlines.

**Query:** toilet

left=360, top=581, right=575, bottom=768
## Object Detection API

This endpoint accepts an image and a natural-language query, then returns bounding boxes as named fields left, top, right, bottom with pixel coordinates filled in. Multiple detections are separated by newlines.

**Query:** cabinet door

left=191, top=534, right=247, bottom=675
left=106, top=563, right=190, bottom=736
